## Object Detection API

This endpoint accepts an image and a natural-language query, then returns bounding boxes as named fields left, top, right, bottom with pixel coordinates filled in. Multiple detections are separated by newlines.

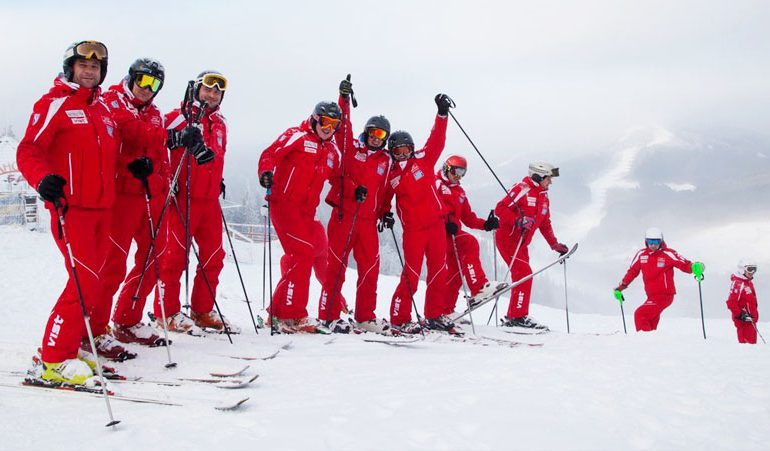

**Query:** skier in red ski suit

left=380, top=94, right=453, bottom=334
left=495, top=162, right=568, bottom=330
left=726, top=260, right=759, bottom=344
left=317, top=76, right=393, bottom=334
left=437, top=155, right=502, bottom=316
left=17, top=41, right=119, bottom=382
left=258, top=101, right=341, bottom=333
left=100, top=59, right=171, bottom=347
left=614, top=227, right=704, bottom=332
left=157, top=71, right=238, bottom=334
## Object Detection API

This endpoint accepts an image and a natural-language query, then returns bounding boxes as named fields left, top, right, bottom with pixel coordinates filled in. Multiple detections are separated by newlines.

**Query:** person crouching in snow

left=726, top=259, right=760, bottom=344
left=494, top=162, right=569, bottom=331
left=437, top=155, right=506, bottom=320
left=614, top=227, right=705, bottom=332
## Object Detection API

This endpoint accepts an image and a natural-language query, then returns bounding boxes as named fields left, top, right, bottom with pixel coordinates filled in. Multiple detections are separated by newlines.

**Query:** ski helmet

left=309, top=101, right=342, bottom=132
left=738, top=259, right=758, bottom=275
left=443, top=155, right=468, bottom=178
left=194, top=70, right=227, bottom=103
left=387, top=130, right=414, bottom=151
left=127, top=58, right=165, bottom=94
left=62, top=40, right=108, bottom=85
left=645, top=227, right=664, bottom=241
left=528, top=161, right=559, bottom=183
left=363, top=115, right=391, bottom=149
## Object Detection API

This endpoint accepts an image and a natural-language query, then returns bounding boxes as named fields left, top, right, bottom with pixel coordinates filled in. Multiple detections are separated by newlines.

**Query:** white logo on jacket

left=66, top=109, right=87, bottom=124
left=303, top=140, right=318, bottom=153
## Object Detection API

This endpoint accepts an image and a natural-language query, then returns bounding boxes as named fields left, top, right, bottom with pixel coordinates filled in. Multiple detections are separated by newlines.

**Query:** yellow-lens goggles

left=74, top=41, right=108, bottom=60
left=135, top=74, right=162, bottom=93
left=200, top=73, right=227, bottom=91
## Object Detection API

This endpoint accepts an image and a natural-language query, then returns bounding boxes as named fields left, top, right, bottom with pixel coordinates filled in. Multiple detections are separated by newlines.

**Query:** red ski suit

left=17, top=77, right=120, bottom=362
left=437, top=171, right=489, bottom=314
left=619, top=243, right=693, bottom=331
left=99, top=81, right=169, bottom=329
left=157, top=105, right=227, bottom=317
left=726, top=272, right=759, bottom=344
left=258, top=120, right=340, bottom=320
left=318, top=95, right=392, bottom=323
left=495, top=177, right=560, bottom=319
left=381, top=115, right=448, bottom=325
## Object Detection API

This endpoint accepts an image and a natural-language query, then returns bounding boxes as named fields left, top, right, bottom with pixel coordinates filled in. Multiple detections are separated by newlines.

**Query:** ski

left=0, top=380, right=182, bottom=407
left=480, top=335, right=545, bottom=347
left=500, top=328, right=550, bottom=336
left=362, top=336, right=423, bottom=346
left=215, top=397, right=250, bottom=411
left=210, top=365, right=249, bottom=378
left=176, top=375, right=259, bottom=389
left=452, top=243, right=579, bottom=322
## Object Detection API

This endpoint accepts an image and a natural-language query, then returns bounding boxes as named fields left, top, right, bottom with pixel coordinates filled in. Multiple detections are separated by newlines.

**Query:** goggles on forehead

left=73, top=41, right=108, bottom=60
left=367, top=128, right=388, bottom=140
left=134, top=73, right=163, bottom=93
left=448, top=166, right=466, bottom=177
left=746, top=265, right=758, bottom=274
left=645, top=238, right=662, bottom=246
left=199, top=73, right=228, bottom=91
left=318, top=116, right=341, bottom=131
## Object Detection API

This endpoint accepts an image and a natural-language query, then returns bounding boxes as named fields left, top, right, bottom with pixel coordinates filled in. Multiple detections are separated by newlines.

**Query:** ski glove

left=127, top=156, right=153, bottom=180
left=180, top=126, right=204, bottom=149
left=37, top=174, right=66, bottom=203
left=613, top=289, right=625, bottom=303
left=483, top=211, right=500, bottom=231
left=339, top=78, right=353, bottom=98
left=191, top=143, right=215, bottom=165
left=259, top=171, right=273, bottom=189
left=220, top=179, right=226, bottom=198
left=166, top=129, right=181, bottom=149
left=445, top=221, right=458, bottom=235
left=354, top=185, right=367, bottom=203
left=691, top=261, right=705, bottom=281
left=381, top=212, right=395, bottom=229
left=552, top=243, right=569, bottom=255
left=737, top=311, right=754, bottom=323
left=435, top=93, right=452, bottom=116
left=515, top=215, right=535, bottom=232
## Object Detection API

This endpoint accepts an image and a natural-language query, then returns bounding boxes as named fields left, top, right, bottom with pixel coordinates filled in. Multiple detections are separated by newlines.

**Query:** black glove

left=515, top=215, right=535, bottom=232
left=191, top=143, right=215, bottom=165
left=37, top=174, right=66, bottom=203
left=220, top=179, right=226, bottom=198
left=737, top=311, right=754, bottom=323
left=552, top=242, right=569, bottom=256
left=339, top=77, right=353, bottom=98
left=381, top=212, right=395, bottom=229
left=445, top=221, right=458, bottom=235
left=483, top=211, right=499, bottom=231
left=435, top=93, right=452, bottom=116
left=354, top=185, right=367, bottom=203
left=180, top=126, right=204, bottom=149
left=167, top=129, right=181, bottom=149
left=259, top=171, right=273, bottom=189
left=127, top=156, right=153, bottom=180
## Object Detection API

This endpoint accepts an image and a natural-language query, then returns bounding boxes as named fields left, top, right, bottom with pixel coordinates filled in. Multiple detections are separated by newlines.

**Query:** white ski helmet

left=738, top=259, right=758, bottom=274
left=645, top=227, right=664, bottom=241
left=528, top=161, right=559, bottom=182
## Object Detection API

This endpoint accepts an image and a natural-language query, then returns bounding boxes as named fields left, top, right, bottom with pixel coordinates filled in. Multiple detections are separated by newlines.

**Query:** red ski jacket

left=325, top=95, right=392, bottom=220
left=495, top=176, right=558, bottom=247
left=17, top=76, right=120, bottom=209
left=103, top=81, right=168, bottom=196
left=165, top=105, right=227, bottom=200
left=726, top=273, right=758, bottom=320
left=381, top=115, right=448, bottom=231
left=258, top=120, right=340, bottom=215
left=437, top=171, right=485, bottom=231
left=620, top=243, right=693, bottom=296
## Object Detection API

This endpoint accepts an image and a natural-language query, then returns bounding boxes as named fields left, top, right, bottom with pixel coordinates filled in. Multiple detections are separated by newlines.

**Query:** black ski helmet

left=127, top=57, right=165, bottom=94
left=362, top=115, right=391, bottom=149
left=194, top=70, right=227, bottom=104
left=387, top=130, right=414, bottom=151
left=309, top=101, right=342, bottom=130
left=62, top=40, right=109, bottom=85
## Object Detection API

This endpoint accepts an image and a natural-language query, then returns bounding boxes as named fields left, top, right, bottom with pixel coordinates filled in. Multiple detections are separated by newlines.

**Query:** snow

left=1, top=225, right=769, bottom=450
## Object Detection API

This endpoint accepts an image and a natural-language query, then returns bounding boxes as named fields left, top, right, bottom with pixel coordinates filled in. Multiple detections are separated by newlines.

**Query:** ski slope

left=0, top=226, right=768, bottom=451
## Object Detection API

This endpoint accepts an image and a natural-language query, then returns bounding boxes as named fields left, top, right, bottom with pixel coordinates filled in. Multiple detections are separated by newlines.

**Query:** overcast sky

left=2, top=0, right=770, bottom=169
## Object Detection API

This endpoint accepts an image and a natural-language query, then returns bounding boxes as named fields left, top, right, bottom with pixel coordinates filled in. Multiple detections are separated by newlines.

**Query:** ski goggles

left=390, top=145, right=413, bottom=157
left=199, top=73, right=228, bottom=91
left=367, top=128, right=388, bottom=140
left=69, top=41, right=108, bottom=60
left=318, top=116, right=341, bottom=131
left=134, top=73, right=163, bottom=93
left=448, top=166, right=466, bottom=177
left=745, top=265, right=758, bottom=274
left=645, top=238, right=662, bottom=246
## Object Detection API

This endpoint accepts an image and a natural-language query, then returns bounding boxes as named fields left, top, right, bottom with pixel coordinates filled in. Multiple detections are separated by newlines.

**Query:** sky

left=2, top=0, right=770, bottom=169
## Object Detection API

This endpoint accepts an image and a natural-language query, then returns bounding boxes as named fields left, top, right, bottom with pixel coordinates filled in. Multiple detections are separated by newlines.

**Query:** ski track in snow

left=1, top=226, right=769, bottom=451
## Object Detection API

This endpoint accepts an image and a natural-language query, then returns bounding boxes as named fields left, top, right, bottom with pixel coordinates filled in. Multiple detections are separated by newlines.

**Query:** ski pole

left=450, top=227, right=475, bottom=335
left=221, top=204, right=259, bottom=334
left=261, top=209, right=267, bottom=310
left=563, top=260, right=570, bottom=334
left=266, top=189, right=276, bottom=335
left=389, top=227, right=425, bottom=337
left=324, top=202, right=361, bottom=325
left=183, top=151, right=191, bottom=315
left=171, top=198, right=233, bottom=344
left=54, top=200, right=120, bottom=428
left=140, top=179, right=176, bottom=368
left=697, top=278, right=706, bottom=340
left=615, top=291, right=628, bottom=334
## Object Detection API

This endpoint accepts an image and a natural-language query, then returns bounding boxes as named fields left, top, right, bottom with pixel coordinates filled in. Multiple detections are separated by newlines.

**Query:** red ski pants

left=390, top=221, right=447, bottom=324
left=99, top=192, right=167, bottom=329
left=41, top=207, right=110, bottom=363
left=732, top=316, right=758, bottom=344
left=444, top=231, right=488, bottom=315
left=157, top=197, right=224, bottom=316
left=634, top=294, right=674, bottom=331
left=496, top=230, right=533, bottom=319
left=318, top=209, right=380, bottom=323
left=280, top=218, right=328, bottom=288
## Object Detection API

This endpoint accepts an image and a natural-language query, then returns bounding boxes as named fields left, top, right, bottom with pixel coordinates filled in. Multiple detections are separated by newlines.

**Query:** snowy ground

left=1, top=226, right=768, bottom=451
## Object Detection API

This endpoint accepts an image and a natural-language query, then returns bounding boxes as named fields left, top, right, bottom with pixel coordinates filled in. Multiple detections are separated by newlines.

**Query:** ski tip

left=215, top=397, right=250, bottom=411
